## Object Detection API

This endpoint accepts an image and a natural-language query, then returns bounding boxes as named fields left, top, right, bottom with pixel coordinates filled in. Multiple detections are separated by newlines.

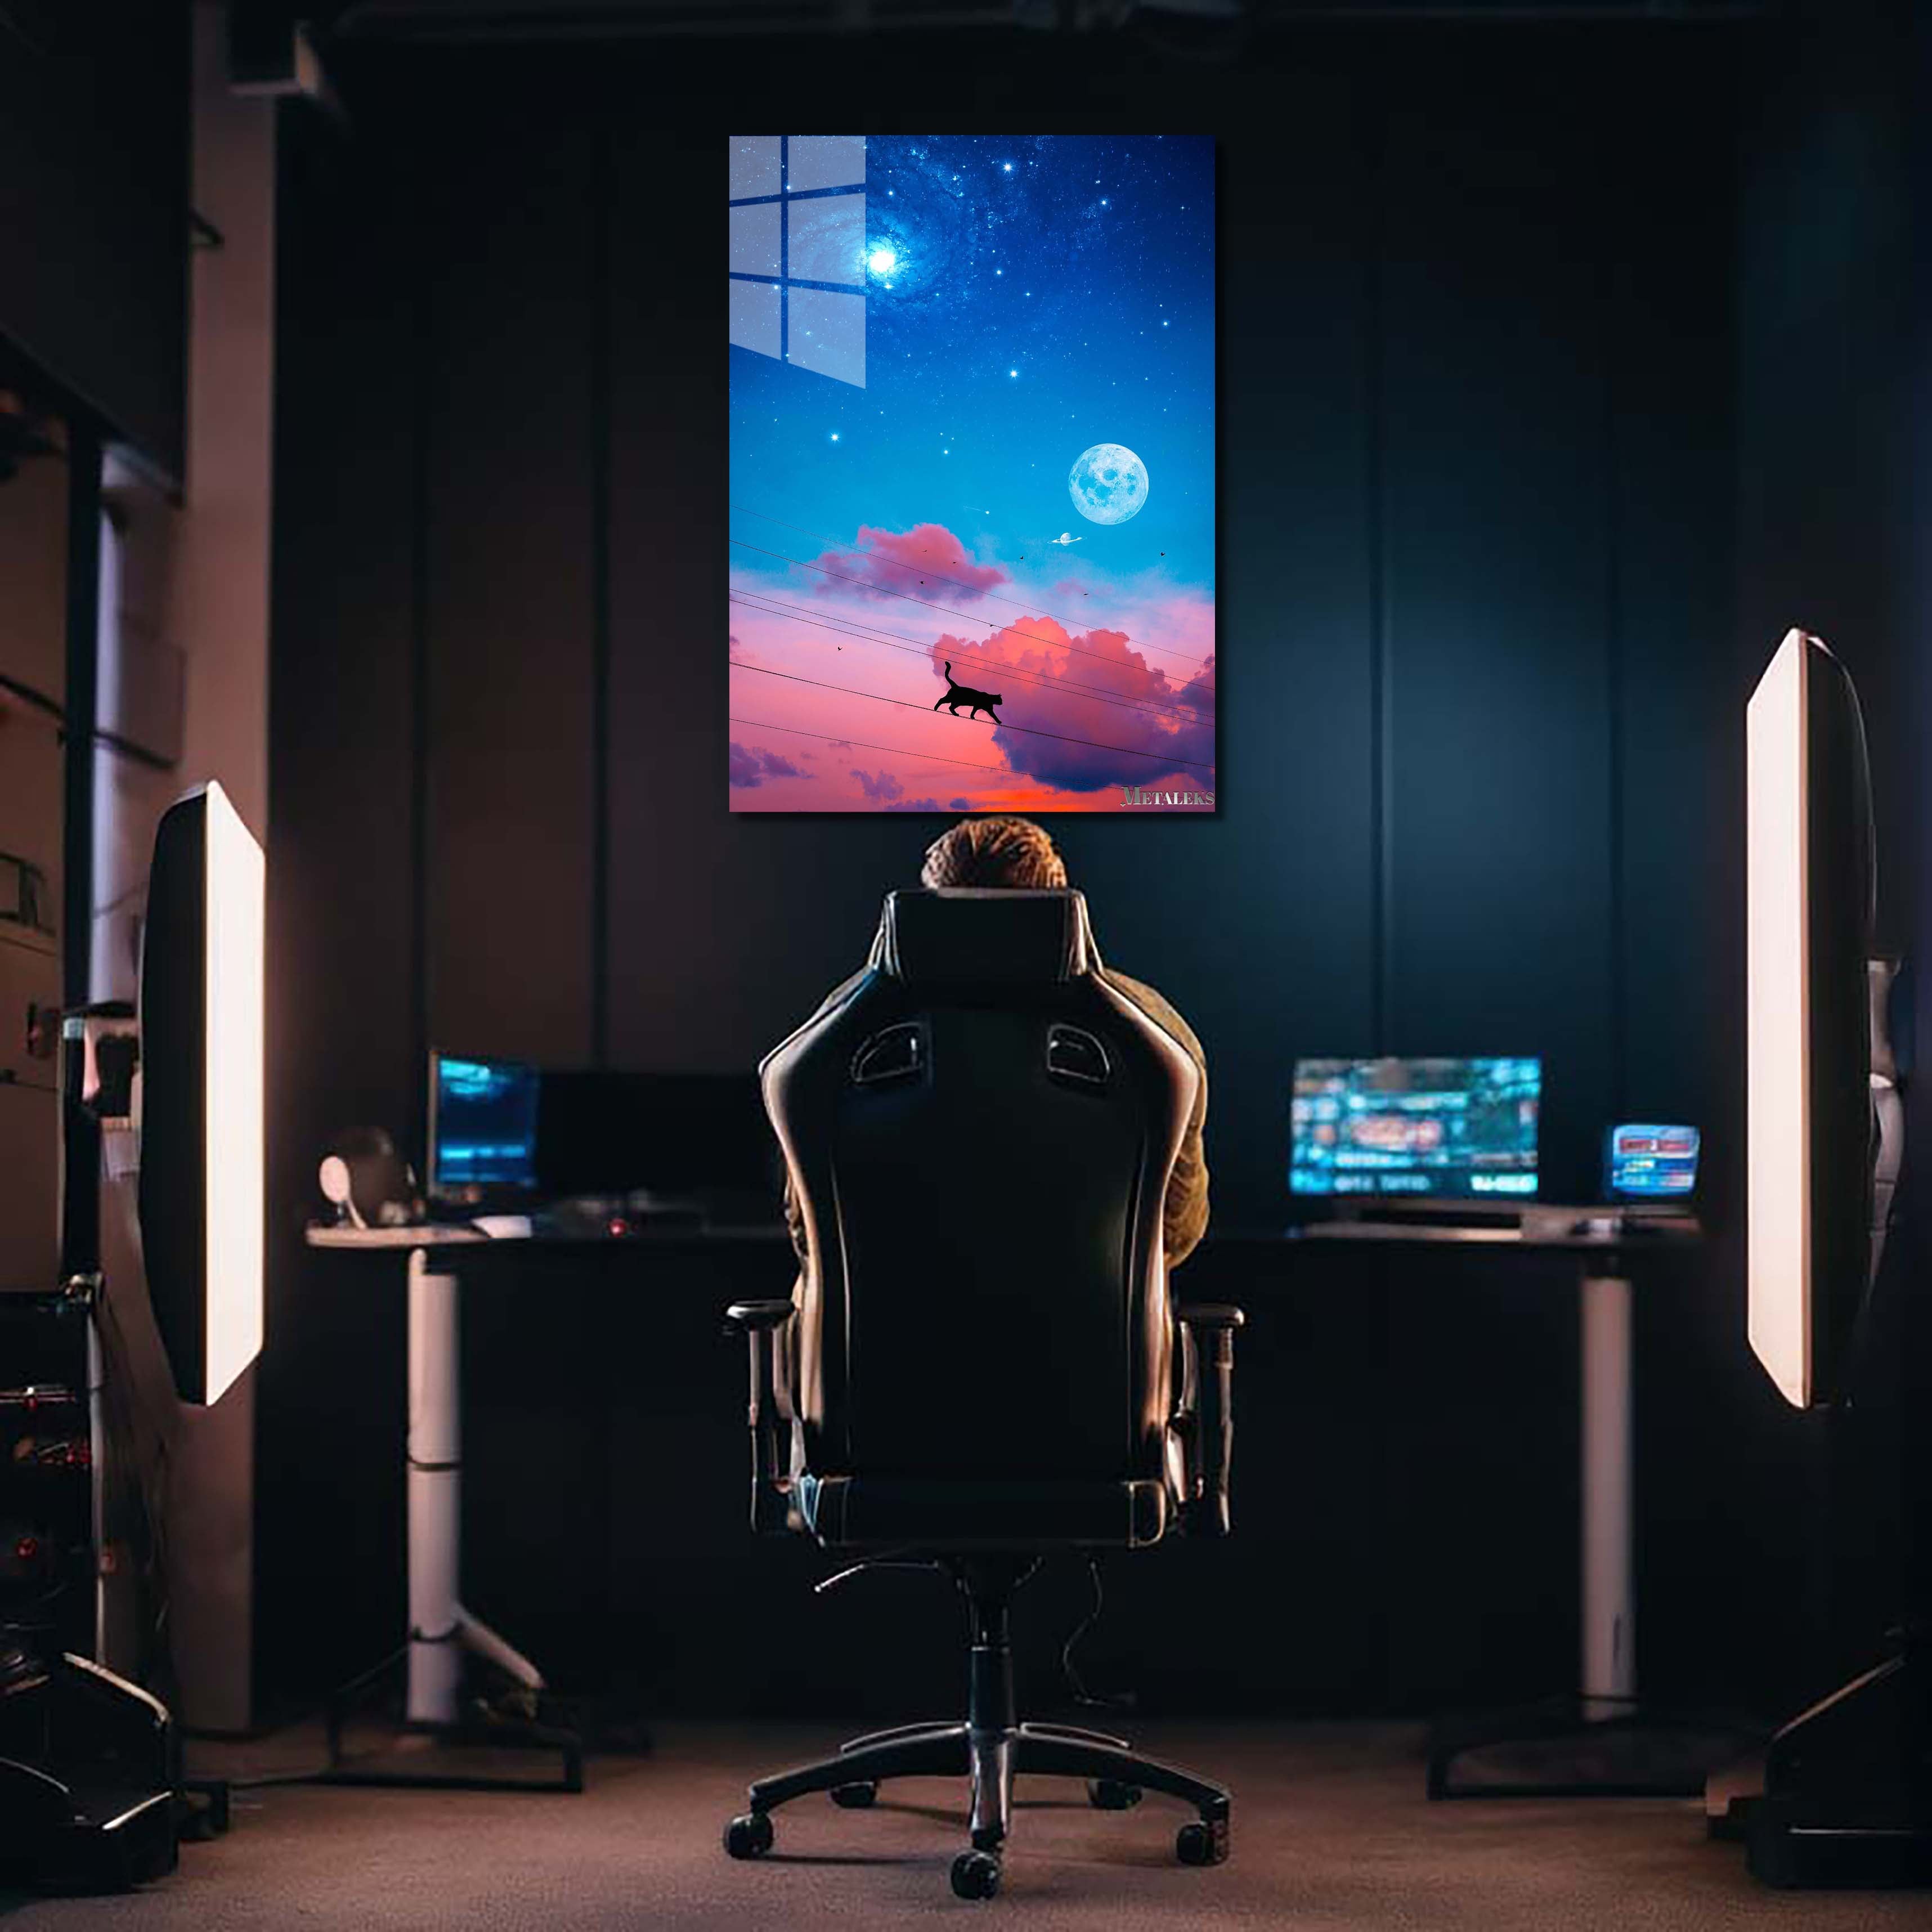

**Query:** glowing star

left=867, top=246, right=898, bottom=275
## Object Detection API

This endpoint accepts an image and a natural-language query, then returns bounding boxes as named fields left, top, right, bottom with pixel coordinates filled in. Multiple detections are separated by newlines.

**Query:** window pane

left=729, top=201, right=781, bottom=279
left=786, top=286, right=865, bottom=388
left=787, top=193, right=864, bottom=288
left=729, top=134, right=780, bottom=200
left=786, top=135, right=864, bottom=193
left=729, top=279, right=781, bottom=360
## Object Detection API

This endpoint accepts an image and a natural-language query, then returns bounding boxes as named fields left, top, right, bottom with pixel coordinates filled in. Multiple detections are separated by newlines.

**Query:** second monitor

left=428, top=1054, right=541, bottom=1201
left=1290, top=1056, right=1542, bottom=1200
left=427, top=1055, right=779, bottom=1215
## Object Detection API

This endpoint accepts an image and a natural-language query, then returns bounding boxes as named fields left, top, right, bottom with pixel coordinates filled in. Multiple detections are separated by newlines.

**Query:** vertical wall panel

left=424, top=122, right=599, bottom=1068
left=1375, top=67, right=1616, bottom=1702
left=1380, top=73, right=1615, bottom=1204
left=261, top=111, right=425, bottom=1704
left=1605, top=64, right=1768, bottom=1706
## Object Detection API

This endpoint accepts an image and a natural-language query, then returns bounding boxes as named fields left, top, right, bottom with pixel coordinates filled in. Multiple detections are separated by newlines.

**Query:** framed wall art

left=729, top=134, right=1215, bottom=814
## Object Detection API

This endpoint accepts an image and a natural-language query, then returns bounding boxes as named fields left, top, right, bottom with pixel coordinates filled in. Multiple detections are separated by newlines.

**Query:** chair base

left=721, top=1559, right=1230, bottom=1896
left=725, top=1721, right=1230, bottom=1894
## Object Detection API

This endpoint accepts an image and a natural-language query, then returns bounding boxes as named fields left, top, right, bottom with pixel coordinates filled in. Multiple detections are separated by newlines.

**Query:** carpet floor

left=3, top=1721, right=1926, bottom=1929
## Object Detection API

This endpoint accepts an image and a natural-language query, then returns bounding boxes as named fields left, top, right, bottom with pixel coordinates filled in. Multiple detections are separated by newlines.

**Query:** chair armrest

left=723, top=1299, right=797, bottom=1534
left=724, top=1299, right=796, bottom=1334
left=1175, top=1303, right=1245, bottom=1538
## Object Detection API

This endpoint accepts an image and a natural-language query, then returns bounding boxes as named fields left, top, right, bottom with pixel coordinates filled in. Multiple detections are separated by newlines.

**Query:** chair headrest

left=873, top=889, right=1096, bottom=988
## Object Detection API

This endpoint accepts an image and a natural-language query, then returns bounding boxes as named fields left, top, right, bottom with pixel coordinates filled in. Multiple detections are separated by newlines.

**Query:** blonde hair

left=921, top=815, right=1068, bottom=891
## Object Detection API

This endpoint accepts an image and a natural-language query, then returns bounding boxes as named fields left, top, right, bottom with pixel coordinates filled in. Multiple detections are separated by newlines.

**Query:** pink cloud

left=728, top=550, right=1216, bottom=811
left=927, top=617, right=1216, bottom=795
left=810, top=523, right=1010, bottom=602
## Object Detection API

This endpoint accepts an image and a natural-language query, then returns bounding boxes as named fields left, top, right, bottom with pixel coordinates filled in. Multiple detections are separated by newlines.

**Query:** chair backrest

left=760, top=889, right=1199, bottom=1486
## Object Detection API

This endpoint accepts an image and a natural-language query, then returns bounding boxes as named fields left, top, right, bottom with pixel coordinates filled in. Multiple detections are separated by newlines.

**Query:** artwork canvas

left=728, top=135, right=1216, bottom=814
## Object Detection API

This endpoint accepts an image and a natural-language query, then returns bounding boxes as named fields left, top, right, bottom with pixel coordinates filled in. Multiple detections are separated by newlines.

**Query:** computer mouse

left=471, top=1214, right=533, bottom=1241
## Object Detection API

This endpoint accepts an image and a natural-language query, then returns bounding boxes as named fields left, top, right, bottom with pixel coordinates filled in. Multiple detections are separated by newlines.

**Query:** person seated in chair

left=781, top=813, right=1209, bottom=1272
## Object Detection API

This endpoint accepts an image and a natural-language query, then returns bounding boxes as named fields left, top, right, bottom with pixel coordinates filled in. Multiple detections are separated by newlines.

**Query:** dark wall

left=0, top=3, right=190, bottom=479
left=263, top=20, right=1894, bottom=1723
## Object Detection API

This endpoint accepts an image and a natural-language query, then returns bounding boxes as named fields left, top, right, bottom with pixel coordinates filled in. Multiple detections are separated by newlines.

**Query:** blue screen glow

left=433, top=1056, right=540, bottom=1193
left=1605, top=1123, right=1700, bottom=1199
left=1290, top=1057, right=1542, bottom=1200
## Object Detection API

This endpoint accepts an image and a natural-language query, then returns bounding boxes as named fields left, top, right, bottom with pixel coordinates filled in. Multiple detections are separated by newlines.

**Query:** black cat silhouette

left=934, top=661, right=1003, bottom=722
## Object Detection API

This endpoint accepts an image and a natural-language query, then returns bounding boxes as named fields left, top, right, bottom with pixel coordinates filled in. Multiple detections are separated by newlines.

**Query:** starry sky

left=729, top=134, right=1217, bottom=814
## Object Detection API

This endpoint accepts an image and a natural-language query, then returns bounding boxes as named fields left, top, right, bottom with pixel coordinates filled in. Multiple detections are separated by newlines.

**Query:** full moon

left=1068, top=443, right=1149, bottom=526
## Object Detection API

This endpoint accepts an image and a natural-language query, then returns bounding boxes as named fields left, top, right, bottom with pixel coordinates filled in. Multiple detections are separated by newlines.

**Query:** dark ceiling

left=278, top=0, right=1773, bottom=47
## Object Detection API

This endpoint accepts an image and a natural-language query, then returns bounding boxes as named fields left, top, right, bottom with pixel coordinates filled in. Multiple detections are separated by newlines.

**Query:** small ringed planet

left=1068, top=443, right=1149, bottom=526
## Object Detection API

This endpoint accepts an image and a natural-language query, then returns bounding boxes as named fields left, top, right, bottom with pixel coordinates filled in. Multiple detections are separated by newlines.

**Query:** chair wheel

left=830, top=1780, right=877, bottom=1808
left=1177, top=1816, right=1228, bottom=1866
left=724, top=1812, right=773, bottom=1859
left=1087, top=1777, right=1142, bottom=1810
left=951, top=1849, right=1002, bottom=1899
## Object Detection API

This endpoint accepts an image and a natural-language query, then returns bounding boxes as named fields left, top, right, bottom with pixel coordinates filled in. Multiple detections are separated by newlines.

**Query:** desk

left=304, top=1217, right=788, bottom=1788
left=1289, top=1211, right=1732, bottom=1797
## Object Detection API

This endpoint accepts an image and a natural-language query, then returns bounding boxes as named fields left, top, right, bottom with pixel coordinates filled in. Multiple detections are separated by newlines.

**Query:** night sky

left=729, top=134, right=1217, bottom=814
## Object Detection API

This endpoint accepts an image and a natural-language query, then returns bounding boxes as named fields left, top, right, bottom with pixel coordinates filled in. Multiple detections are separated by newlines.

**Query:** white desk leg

left=1580, top=1267, right=1635, bottom=1723
left=406, top=1248, right=550, bottom=1729
left=407, top=1249, right=464, bottom=1727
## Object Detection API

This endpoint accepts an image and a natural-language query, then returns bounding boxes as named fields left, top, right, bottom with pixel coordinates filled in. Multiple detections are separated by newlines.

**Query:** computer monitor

left=534, top=1069, right=778, bottom=1204
left=1746, top=628, right=1879, bottom=1410
left=136, top=781, right=265, bottom=1408
left=427, top=1053, right=541, bottom=1200
left=1290, top=1056, right=1542, bottom=1200
left=1604, top=1123, right=1700, bottom=1201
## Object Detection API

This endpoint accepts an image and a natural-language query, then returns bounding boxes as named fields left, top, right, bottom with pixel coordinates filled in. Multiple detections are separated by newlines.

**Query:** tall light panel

left=202, top=782, right=265, bottom=1405
left=1746, top=629, right=1813, bottom=1409
left=138, top=780, right=265, bottom=1406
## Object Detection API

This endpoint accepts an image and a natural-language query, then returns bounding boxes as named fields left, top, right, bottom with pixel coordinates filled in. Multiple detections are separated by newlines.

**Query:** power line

left=729, top=661, right=1218, bottom=774
left=729, top=590, right=1193, bottom=719
left=729, top=537, right=1217, bottom=680
left=728, top=590, right=1202, bottom=725
left=732, top=505, right=1214, bottom=673
left=729, top=717, right=1011, bottom=776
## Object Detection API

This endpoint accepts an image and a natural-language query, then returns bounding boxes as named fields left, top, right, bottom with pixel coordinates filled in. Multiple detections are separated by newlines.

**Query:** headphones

left=318, top=1127, right=421, bottom=1229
